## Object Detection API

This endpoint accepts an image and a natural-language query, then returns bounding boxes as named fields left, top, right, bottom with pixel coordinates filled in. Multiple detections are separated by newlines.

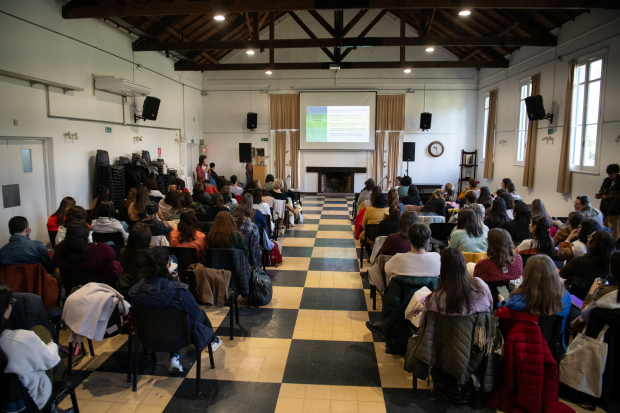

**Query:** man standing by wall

left=596, top=163, right=620, bottom=241
left=246, top=156, right=254, bottom=185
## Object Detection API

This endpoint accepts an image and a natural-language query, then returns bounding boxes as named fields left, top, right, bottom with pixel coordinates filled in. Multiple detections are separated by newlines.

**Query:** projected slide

left=306, top=106, right=370, bottom=143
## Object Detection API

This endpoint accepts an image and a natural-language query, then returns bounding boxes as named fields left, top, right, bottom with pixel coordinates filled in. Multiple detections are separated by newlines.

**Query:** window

left=516, top=79, right=532, bottom=165
left=21, top=149, right=32, bottom=173
left=482, top=94, right=490, bottom=156
left=570, top=56, right=604, bottom=172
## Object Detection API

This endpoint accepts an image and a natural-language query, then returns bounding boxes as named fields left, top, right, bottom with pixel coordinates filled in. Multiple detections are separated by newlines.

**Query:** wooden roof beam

left=287, top=12, right=335, bottom=61
left=340, top=9, right=388, bottom=61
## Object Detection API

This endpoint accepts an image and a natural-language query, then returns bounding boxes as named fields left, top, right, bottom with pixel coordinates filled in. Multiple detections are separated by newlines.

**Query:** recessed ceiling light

left=426, top=47, right=434, bottom=52
left=404, top=68, right=411, bottom=73
left=266, top=70, right=272, bottom=75
left=214, top=14, right=225, bottom=21
left=459, top=10, right=471, bottom=16
left=246, top=49, right=255, bottom=55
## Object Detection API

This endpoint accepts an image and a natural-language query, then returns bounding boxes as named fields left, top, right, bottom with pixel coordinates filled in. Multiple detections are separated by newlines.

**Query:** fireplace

left=306, top=167, right=367, bottom=194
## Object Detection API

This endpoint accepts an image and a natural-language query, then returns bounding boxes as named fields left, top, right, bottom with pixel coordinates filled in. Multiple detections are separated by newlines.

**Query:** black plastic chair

left=129, top=308, right=214, bottom=395
left=92, top=231, right=125, bottom=246
left=359, top=224, right=381, bottom=269
left=48, top=231, right=57, bottom=248
left=538, top=314, right=564, bottom=364
left=0, top=372, right=81, bottom=413
left=166, top=247, right=198, bottom=271
left=195, top=213, right=207, bottom=222
left=127, top=221, right=140, bottom=230
left=198, top=221, right=214, bottom=236
left=264, top=215, right=273, bottom=240
left=149, top=196, right=162, bottom=204
left=429, top=223, right=457, bottom=250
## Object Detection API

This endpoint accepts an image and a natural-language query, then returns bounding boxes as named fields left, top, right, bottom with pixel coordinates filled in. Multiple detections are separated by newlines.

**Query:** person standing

left=245, top=156, right=254, bottom=184
left=595, top=163, right=620, bottom=241
left=196, top=155, right=209, bottom=183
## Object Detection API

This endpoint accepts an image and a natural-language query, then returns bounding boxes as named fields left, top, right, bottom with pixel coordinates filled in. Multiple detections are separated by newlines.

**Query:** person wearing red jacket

left=196, top=155, right=209, bottom=183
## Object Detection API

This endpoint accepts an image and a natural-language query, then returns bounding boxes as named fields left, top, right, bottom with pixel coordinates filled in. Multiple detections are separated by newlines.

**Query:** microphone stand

left=378, top=176, right=388, bottom=190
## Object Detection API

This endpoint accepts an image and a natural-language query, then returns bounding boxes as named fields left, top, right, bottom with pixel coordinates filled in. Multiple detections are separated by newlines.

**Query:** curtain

left=557, top=60, right=576, bottom=194
left=387, top=132, right=401, bottom=188
left=373, top=132, right=385, bottom=186
left=376, top=95, right=406, bottom=130
left=274, top=131, right=287, bottom=180
left=270, top=94, right=300, bottom=130
left=290, top=131, right=300, bottom=188
left=522, top=74, right=540, bottom=187
left=483, top=89, right=498, bottom=179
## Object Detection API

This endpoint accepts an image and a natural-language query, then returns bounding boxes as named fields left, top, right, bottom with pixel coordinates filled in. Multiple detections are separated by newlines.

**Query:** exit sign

left=105, top=127, right=112, bottom=133
left=548, top=128, right=553, bottom=134
left=261, top=138, right=268, bottom=142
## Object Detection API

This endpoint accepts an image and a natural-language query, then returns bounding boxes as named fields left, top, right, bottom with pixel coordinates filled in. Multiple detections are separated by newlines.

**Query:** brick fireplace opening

left=306, top=167, right=367, bottom=193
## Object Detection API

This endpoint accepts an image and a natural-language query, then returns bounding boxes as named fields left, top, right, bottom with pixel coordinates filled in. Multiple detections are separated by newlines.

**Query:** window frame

left=569, top=52, right=606, bottom=174
left=481, top=92, right=490, bottom=161
left=514, top=77, right=533, bottom=167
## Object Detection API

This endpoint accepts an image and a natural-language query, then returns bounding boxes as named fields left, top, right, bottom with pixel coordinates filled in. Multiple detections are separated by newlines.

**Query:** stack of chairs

left=110, top=164, right=126, bottom=211
left=94, top=150, right=114, bottom=198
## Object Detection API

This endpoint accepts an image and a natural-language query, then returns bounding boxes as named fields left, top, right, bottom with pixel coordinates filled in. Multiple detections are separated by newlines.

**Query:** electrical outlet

left=13, top=119, right=18, bottom=126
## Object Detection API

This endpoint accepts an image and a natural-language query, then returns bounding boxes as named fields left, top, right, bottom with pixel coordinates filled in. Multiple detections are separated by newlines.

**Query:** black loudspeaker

left=143, top=97, right=161, bottom=121
left=247, top=112, right=257, bottom=130
left=420, top=112, right=432, bottom=131
left=403, top=142, right=416, bottom=162
left=239, top=143, right=252, bottom=163
left=524, top=95, right=546, bottom=121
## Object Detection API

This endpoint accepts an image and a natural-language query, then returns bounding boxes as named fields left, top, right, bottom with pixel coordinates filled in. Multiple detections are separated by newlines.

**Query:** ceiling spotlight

left=214, top=14, right=225, bottom=21
left=404, top=68, right=411, bottom=73
left=246, top=49, right=255, bottom=55
left=425, top=47, right=434, bottom=52
left=459, top=10, right=471, bottom=16
left=266, top=70, right=272, bottom=75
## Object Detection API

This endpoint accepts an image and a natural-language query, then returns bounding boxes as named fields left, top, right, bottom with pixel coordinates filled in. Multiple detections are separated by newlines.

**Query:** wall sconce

left=63, top=131, right=79, bottom=140
left=542, top=136, right=554, bottom=144
left=134, top=136, right=143, bottom=143
left=498, top=139, right=507, bottom=144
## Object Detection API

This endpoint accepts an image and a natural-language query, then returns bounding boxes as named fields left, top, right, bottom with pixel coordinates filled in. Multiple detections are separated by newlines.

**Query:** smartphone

left=497, top=286, right=510, bottom=300
left=597, top=274, right=610, bottom=285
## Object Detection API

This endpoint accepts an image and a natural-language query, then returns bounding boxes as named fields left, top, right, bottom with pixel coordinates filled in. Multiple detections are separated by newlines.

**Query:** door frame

left=0, top=136, right=56, bottom=217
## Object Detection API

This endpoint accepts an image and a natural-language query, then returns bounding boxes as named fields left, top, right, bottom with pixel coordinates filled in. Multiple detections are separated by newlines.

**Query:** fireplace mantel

left=306, top=167, right=366, bottom=174
left=306, top=167, right=366, bottom=193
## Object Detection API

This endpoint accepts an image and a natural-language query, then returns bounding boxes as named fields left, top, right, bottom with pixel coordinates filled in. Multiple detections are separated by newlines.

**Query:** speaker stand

left=405, top=161, right=410, bottom=177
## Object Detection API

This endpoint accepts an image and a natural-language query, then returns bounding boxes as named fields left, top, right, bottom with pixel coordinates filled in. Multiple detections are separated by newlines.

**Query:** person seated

left=397, top=176, right=412, bottom=197
left=158, top=186, right=176, bottom=218
left=146, top=178, right=165, bottom=199
left=252, top=189, right=272, bottom=218
left=499, top=201, right=532, bottom=248
left=46, top=197, right=76, bottom=232
left=420, top=189, right=445, bottom=216
left=221, top=186, right=238, bottom=213
left=576, top=251, right=620, bottom=329
left=390, top=176, right=401, bottom=190
left=463, top=190, right=478, bottom=208
left=203, top=181, right=219, bottom=195
left=208, top=163, right=221, bottom=182
left=458, top=178, right=480, bottom=200
left=553, top=211, right=584, bottom=244
left=206, top=212, right=250, bottom=259
left=215, top=177, right=227, bottom=193
left=125, top=188, right=137, bottom=210
left=557, top=218, right=600, bottom=261
left=242, top=180, right=258, bottom=196
left=449, top=208, right=488, bottom=253
left=140, top=201, right=172, bottom=237
left=182, top=191, right=205, bottom=215
left=357, top=179, right=375, bottom=210
left=0, top=283, right=69, bottom=412
left=448, top=191, right=478, bottom=224
left=91, top=200, right=129, bottom=244
left=192, top=182, right=211, bottom=206
left=205, top=193, right=230, bottom=222
left=128, top=186, right=149, bottom=221
left=471, top=204, right=489, bottom=233
left=91, top=188, right=114, bottom=221
left=232, top=195, right=263, bottom=268
left=164, top=193, right=187, bottom=222
left=515, top=215, right=556, bottom=260
left=443, top=183, right=458, bottom=207
left=270, top=178, right=298, bottom=218
left=400, top=184, right=421, bottom=206
left=53, top=220, right=122, bottom=286
left=506, top=183, right=522, bottom=201
left=378, top=212, right=418, bottom=256
left=574, top=194, right=605, bottom=227
left=383, top=222, right=440, bottom=284
left=129, top=248, right=222, bottom=374
left=55, top=206, right=93, bottom=245
left=484, top=197, right=511, bottom=230
left=262, top=174, right=275, bottom=191
left=560, top=230, right=615, bottom=285
left=498, top=254, right=571, bottom=353
left=387, top=188, right=404, bottom=215
left=0, top=217, right=55, bottom=274
left=379, top=203, right=401, bottom=236
left=473, top=228, right=523, bottom=285
left=261, top=189, right=276, bottom=209
left=171, top=211, right=207, bottom=260
left=530, top=199, right=555, bottom=228
left=229, top=175, right=243, bottom=197
left=92, top=184, right=108, bottom=209
left=476, top=186, right=494, bottom=210
left=173, top=178, right=188, bottom=193
left=498, top=192, right=515, bottom=219
left=117, top=223, right=151, bottom=297
left=361, top=193, right=390, bottom=257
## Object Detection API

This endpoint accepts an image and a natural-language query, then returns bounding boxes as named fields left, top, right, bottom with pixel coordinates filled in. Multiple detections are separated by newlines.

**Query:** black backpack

left=250, top=267, right=273, bottom=306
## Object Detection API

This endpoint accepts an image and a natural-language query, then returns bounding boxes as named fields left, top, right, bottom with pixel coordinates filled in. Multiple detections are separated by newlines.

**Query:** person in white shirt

left=574, top=195, right=605, bottom=228
left=147, top=178, right=165, bottom=198
left=229, top=175, right=244, bottom=197
left=252, top=189, right=274, bottom=232
left=55, top=206, right=93, bottom=245
left=90, top=201, right=129, bottom=244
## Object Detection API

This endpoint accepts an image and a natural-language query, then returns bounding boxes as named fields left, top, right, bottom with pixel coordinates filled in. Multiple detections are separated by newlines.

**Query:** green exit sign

left=105, top=127, right=112, bottom=133
left=548, top=128, right=553, bottom=134
left=261, top=138, right=268, bottom=142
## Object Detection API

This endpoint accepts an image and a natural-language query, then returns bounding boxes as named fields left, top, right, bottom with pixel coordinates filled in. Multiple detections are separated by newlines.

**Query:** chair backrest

left=363, top=224, right=381, bottom=243
left=419, top=215, right=445, bottom=225
left=195, top=213, right=207, bottom=222
left=429, top=223, right=457, bottom=241
left=149, top=196, right=162, bottom=204
left=264, top=215, right=273, bottom=239
left=48, top=231, right=57, bottom=248
left=462, top=251, right=487, bottom=264
left=129, top=307, right=191, bottom=348
left=92, top=232, right=125, bottom=245
left=127, top=221, right=140, bottom=230
left=404, top=205, right=422, bottom=214
left=166, top=247, right=198, bottom=271
left=60, top=268, right=106, bottom=296
left=198, top=221, right=214, bottom=236
left=538, top=314, right=564, bottom=361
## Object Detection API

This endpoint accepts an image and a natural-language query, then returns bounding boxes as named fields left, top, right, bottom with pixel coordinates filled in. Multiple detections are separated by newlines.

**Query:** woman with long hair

left=506, top=183, right=522, bottom=201
left=232, top=194, right=262, bottom=268
left=557, top=218, right=601, bottom=261
left=146, top=178, right=165, bottom=198
left=242, top=180, right=257, bottom=196
left=401, top=184, right=421, bottom=206
left=560, top=230, right=616, bottom=283
left=458, top=178, right=480, bottom=200
left=553, top=211, right=584, bottom=245
left=192, top=182, right=211, bottom=206
left=579, top=251, right=620, bottom=325
left=499, top=254, right=571, bottom=353
left=380, top=202, right=402, bottom=236
left=420, top=189, right=446, bottom=216
left=55, top=206, right=93, bottom=245
left=361, top=193, right=390, bottom=258
left=234, top=193, right=267, bottom=229
left=158, top=185, right=177, bottom=217
left=196, top=154, right=209, bottom=183
left=516, top=215, right=555, bottom=259
left=182, top=191, right=205, bottom=215
left=164, top=192, right=187, bottom=222
left=473, top=229, right=523, bottom=284
left=450, top=208, right=488, bottom=253
left=476, top=186, right=494, bottom=209
left=573, top=195, right=604, bottom=227
left=140, top=201, right=172, bottom=236
left=205, top=192, right=230, bottom=221
left=124, top=188, right=137, bottom=209
left=220, top=185, right=238, bottom=213
left=92, top=187, right=112, bottom=220
left=484, top=197, right=510, bottom=230
left=47, top=196, right=76, bottom=232
left=378, top=211, right=419, bottom=256
left=207, top=212, right=249, bottom=258
left=499, top=201, right=532, bottom=247
left=530, top=199, right=554, bottom=227
left=443, top=183, right=458, bottom=203
left=117, top=222, right=152, bottom=297
left=129, top=247, right=222, bottom=374
left=498, top=192, right=515, bottom=219
left=203, top=180, right=219, bottom=195
left=53, top=220, right=122, bottom=286
left=128, top=186, right=149, bottom=221
left=171, top=210, right=207, bottom=260
left=91, top=200, right=129, bottom=244
left=386, top=188, right=403, bottom=211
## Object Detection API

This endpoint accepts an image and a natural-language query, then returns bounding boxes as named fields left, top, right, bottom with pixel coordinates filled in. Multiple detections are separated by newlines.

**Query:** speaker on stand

left=403, top=142, right=415, bottom=177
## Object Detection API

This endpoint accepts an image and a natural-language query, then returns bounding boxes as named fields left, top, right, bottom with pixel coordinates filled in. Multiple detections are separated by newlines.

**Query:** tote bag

left=404, top=286, right=432, bottom=327
left=559, top=324, right=609, bottom=398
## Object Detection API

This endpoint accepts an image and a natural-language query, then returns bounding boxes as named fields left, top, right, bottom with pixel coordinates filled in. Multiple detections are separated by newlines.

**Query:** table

left=414, top=183, right=443, bottom=193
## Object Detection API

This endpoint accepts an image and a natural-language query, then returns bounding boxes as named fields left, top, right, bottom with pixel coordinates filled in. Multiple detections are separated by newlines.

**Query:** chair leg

left=69, top=387, right=80, bottom=413
left=87, top=338, right=95, bottom=357
left=229, top=291, right=234, bottom=341
left=359, top=242, right=364, bottom=269
left=80, top=341, right=86, bottom=356
left=68, top=341, right=73, bottom=380
left=235, top=293, right=240, bottom=325
left=412, top=378, right=418, bottom=396
left=132, top=341, right=139, bottom=392
left=127, top=334, right=133, bottom=383
left=208, top=342, right=215, bottom=369
left=151, top=352, right=157, bottom=364
left=196, top=344, right=201, bottom=396
left=371, top=285, right=377, bottom=311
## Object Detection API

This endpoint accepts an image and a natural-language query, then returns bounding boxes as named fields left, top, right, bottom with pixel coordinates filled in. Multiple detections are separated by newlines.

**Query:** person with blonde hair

left=443, top=183, right=457, bottom=203
left=269, top=178, right=298, bottom=222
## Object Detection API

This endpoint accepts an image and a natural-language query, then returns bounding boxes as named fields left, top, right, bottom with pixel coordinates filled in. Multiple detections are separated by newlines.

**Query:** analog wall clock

left=428, top=141, right=445, bottom=157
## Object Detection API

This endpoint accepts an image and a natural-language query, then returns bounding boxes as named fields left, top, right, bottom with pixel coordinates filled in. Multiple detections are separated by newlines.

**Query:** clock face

left=428, top=141, right=444, bottom=157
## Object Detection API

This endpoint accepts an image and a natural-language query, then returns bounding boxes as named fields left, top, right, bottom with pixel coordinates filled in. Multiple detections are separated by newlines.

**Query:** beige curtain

left=557, top=60, right=576, bottom=194
left=290, top=131, right=300, bottom=188
left=270, top=94, right=300, bottom=130
left=373, top=132, right=385, bottom=186
left=387, top=132, right=401, bottom=187
left=483, top=89, right=498, bottom=179
left=274, top=131, right=287, bottom=180
left=522, top=74, right=540, bottom=187
left=376, top=95, right=406, bottom=130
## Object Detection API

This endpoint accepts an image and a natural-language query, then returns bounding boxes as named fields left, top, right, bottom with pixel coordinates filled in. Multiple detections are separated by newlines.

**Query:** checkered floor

left=58, top=195, right=604, bottom=413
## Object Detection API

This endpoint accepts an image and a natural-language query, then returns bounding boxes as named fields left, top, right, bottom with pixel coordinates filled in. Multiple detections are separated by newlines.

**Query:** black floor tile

left=302, top=203, right=324, bottom=207
left=281, top=246, right=314, bottom=257
left=314, top=238, right=357, bottom=248
left=318, top=224, right=353, bottom=231
left=283, top=230, right=317, bottom=238
left=267, top=270, right=307, bottom=287
left=321, top=214, right=352, bottom=219
left=324, top=201, right=348, bottom=204
left=215, top=308, right=298, bottom=339
left=283, top=340, right=381, bottom=387
left=309, top=258, right=359, bottom=272
left=300, top=219, right=320, bottom=224
left=383, top=388, right=495, bottom=413
left=322, top=207, right=350, bottom=211
left=300, top=288, right=367, bottom=311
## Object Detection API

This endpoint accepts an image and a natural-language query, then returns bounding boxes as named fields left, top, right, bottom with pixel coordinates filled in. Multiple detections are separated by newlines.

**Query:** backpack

left=269, top=243, right=282, bottom=266
left=250, top=267, right=273, bottom=306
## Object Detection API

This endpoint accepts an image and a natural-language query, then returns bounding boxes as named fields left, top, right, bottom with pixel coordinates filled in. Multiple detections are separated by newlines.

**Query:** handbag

left=269, top=243, right=283, bottom=266
left=559, top=324, right=610, bottom=397
left=250, top=267, right=273, bottom=306
left=404, top=286, right=432, bottom=327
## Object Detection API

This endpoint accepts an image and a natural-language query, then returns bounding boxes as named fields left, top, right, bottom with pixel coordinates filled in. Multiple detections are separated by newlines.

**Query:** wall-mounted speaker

left=524, top=95, right=546, bottom=121
left=143, top=96, right=160, bottom=121
left=403, top=142, right=416, bottom=162
left=239, top=143, right=252, bottom=163
left=247, top=112, right=257, bottom=130
left=420, top=112, right=432, bottom=131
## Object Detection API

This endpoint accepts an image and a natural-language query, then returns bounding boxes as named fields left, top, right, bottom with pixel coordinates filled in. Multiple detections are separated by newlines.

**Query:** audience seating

left=127, top=221, right=140, bottom=230
left=119, top=206, right=130, bottom=223
left=92, top=231, right=124, bottom=245
left=150, top=235, right=170, bottom=246
left=429, top=223, right=457, bottom=250
left=149, top=196, right=162, bottom=204
left=538, top=314, right=564, bottom=364
left=403, top=205, right=422, bottom=214
left=195, top=213, right=207, bottom=222
left=128, top=308, right=214, bottom=395
left=0, top=372, right=80, bottom=413
left=48, top=231, right=57, bottom=248
left=485, top=280, right=510, bottom=309
left=198, top=221, right=214, bottom=236
left=360, top=224, right=381, bottom=269
left=165, top=247, right=198, bottom=271
left=462, top=252, right=487, bottom=264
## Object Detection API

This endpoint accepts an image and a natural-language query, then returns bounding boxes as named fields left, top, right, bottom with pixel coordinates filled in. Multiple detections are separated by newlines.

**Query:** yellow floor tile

left=331, top=400, right=359, bottom=413
left=305, top=384, right=332, bottom=400
left=279, top=383, right=307, bottom=399
left=275, top=397, right=304, bottom=413
left=303, top=398, right=331, bottom=413
left=234, top=367, right=261, bottom=381
left=358, top=401, right=387, bottom=413
left=258, top=369, right=285, bottom=383
left=239, top=357, right=265, bottom=369
left=330, top=385, right=358, bottom=400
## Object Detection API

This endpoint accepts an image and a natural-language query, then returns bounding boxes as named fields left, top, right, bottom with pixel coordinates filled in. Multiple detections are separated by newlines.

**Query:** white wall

left=476, top=10, right=620, bottom=217
left=0, top=0, right=203, bottom=220
left=202, top=10, right=477, bottom=192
